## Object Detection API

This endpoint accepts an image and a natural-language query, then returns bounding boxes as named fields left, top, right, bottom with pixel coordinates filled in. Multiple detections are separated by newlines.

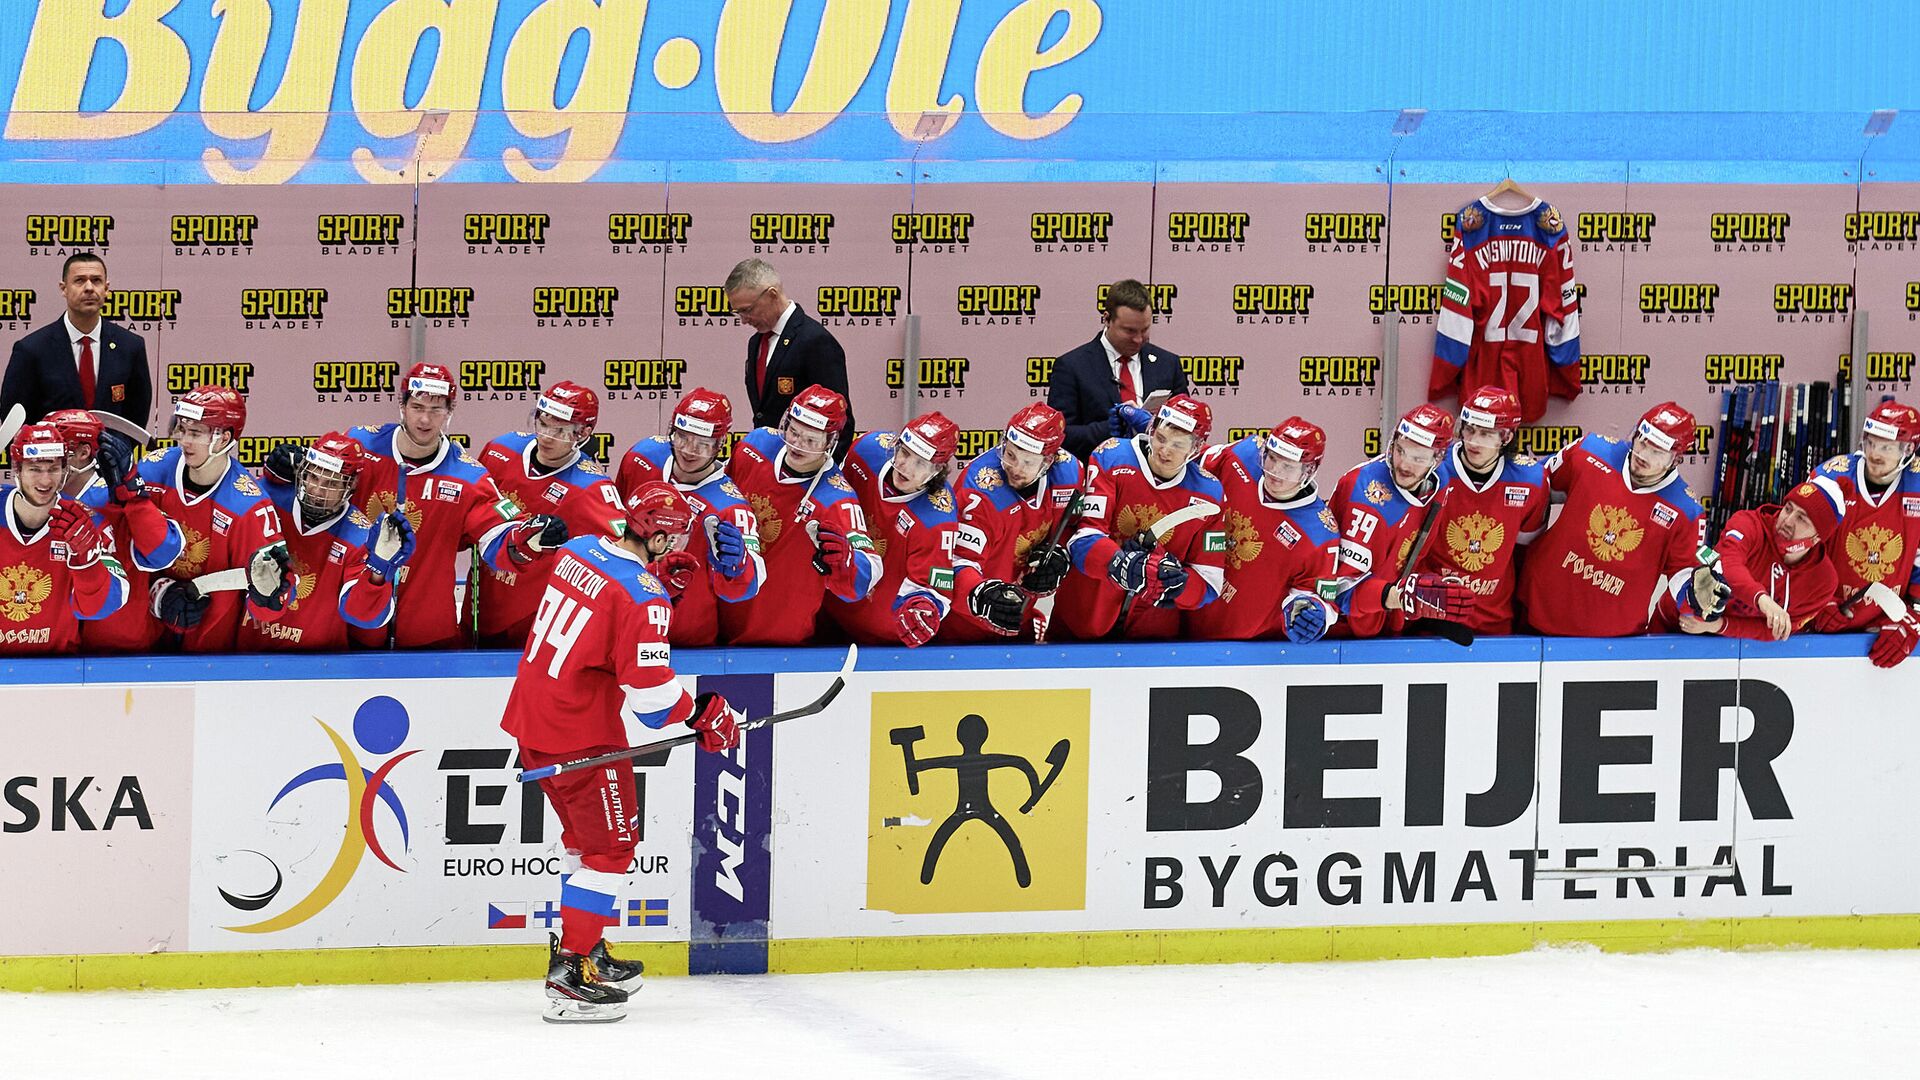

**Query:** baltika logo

left=1774, top=283, right=1852, bottom=324
left=318, top=213, right=405, bottom=255
left=1839, top=351, right=1918, bottom=389
left=674, top=284, right=733, bottom=327
left=461, top=360, right=545, bottom=400
left=167, top=362, right=254, bottom=395
left=1578, top=211, right=1657, bottom=252
left=1024, top=355, right=1055, bottom=399
left=100, top=289, right=181, bottom=329
left=1298, top=355, right=1380, bottom=396
left=867, top=689, right=1087, bottom=914
left=893, top=212, right=973, bottom=253
left=466, top=212, right=549, bottom=254
left=533, top=285, right=619, bottom=326
left=603, top=358, right=688, bottom=402
left=1641, top=283, right=1719, bottom=324
left=886, top=357, right=969, bottom=401
left=314, top=360, right=399, bottom=402
left=1844, top=210, right=1919, bottom=252
left=241, top=288, right=328, bottom=329
left=817, top=284, right=901, bottom=326
left=25, top=213, right=113, bottom=254
left=1097, top=282, right=1177, bottom=324
left=750, top=212, right=833, bottom=252
left=1235, top=283, right=1314, bottom=325
left=172, top=214, right=258, bottom=256
left=1303, top=211, right=1384, bottom=252
left=957, top=284, right=1038, bottom=325
left=1166, top=211, right=1249, bottom=252
left=1710, top=212, right=1790, bottom=252
left=1031, top=211, right=1111, bottom=252
left=608, top=211, right=691, bottom=253
left=388, top=286, right=474, bottom=327
left=1180, top=355, right=1243, bottom=397
left=0, top=288, right=34, bottom=327
left=219, top=696, right=419, bottom=933
left=1579, top=354, right=1651, bottom=396
left=1705, top=354, right=1785, bottom=386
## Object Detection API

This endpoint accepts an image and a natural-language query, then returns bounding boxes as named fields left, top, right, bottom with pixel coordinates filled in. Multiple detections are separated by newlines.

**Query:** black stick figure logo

left=889, top=714, right=1071, bottom=888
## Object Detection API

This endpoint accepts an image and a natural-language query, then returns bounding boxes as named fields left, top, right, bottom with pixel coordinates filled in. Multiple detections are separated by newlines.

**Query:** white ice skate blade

left=601, top=971, right=644, bottom=994
left=543, top=999, right=627, bottom=1024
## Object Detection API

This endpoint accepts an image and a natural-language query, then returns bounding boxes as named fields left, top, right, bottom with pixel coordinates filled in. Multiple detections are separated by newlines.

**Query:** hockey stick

left=1397, top=470, right=1474, bottom=647
left=1024, top=471, right=1089, bottom=641
left=0, top=403, right=23, bottom=456
left=1105, top=499, right=1220, bottom=640
left=515, top=644, right=858, bottom=783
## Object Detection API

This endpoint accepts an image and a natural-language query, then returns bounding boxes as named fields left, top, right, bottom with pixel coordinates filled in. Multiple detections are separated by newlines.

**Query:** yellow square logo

left=866, top=689, right=1089, bottom=914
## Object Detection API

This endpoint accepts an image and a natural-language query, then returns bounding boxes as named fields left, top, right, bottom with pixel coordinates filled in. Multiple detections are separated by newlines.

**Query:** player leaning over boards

left=1807, top=401, right=1920, bottom=666
left=1663, top=475, right=1843, bottom=641
left=500, top=480, right=743, bottom=1024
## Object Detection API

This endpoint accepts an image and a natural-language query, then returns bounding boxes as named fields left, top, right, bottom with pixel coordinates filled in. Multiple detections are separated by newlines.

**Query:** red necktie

left=78, top=334, right=96, bottom=407
left=1117, top=354, right=1138, bottom=406
left=755, top=332, right=774, bottom=395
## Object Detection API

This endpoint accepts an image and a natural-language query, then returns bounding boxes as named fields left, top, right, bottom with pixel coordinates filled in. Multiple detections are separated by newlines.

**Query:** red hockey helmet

left=296, top=431, right=367, bottom=518
left=1862, top=400, right=1920, bottom=445
left=1635, top=401, right=1697, bottom=455
left=1153, top=394, right=1213, bottom=444
left=41, top=408, right=102, bottom=456
left=1395, top=403, right=1454, bottom=450
left=784, top=384, right=850, bottom=443
left=9, top=422, right=68, bottom=469
left=623, top=480, right=695, bottom=541
left=1003, top=403, right=1066, bottom=459
left=401, top=362, right=458, bottom=404
left=1459, top=385, right=1522, bottom=434
left=536, top=381, right=600, bottom=433
left=174, top=384, right=247, bottom=438
left=898, top=411, right=959, bottom=466
left=672, top=387, right=734, bottom=438
left=303, top=431, right=368, bottom=480
left=1265, top=416, right=1326, bottom=466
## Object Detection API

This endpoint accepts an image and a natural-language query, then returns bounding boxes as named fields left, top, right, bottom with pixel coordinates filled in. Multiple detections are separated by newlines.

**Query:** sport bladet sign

left=768, top=653, right=1920, bottom=939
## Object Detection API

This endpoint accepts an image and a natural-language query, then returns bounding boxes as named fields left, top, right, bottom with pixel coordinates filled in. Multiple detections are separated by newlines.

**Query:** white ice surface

left=4, top=948, right=1916, bottom=1079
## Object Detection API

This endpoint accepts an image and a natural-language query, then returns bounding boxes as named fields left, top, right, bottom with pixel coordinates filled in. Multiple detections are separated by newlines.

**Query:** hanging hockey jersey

left=242, top=494, right=394, bottom=651
left=501, top=537, right=698, bottom=756
left=942, top=448, right=1084, bottom=643
left=1430, top=198, right=1582, bottom=422
left=1183, top=437, right=1341, bottom=641
left=75, top=473, right=184, bottom=654
left=1519, top=434, right=1705, bottom=637
left=616, top=436, right=764, bottom=646
left=1419, top=446, right=1551, bottom=635
left=719, top=427, right=879, bottom=646
left=1810, top=453, right=1920, bottom=628
left=141, top=448, right=293, bottom=652
left=0, top=489, right=128, bottom=655
left=824, top=431, right=961, bottom=644
left=1058, top=436, right=1226, bottom=641
left=476, top=433, right=626, bottom=648
left=1326, top=457, right=1447, bottom=638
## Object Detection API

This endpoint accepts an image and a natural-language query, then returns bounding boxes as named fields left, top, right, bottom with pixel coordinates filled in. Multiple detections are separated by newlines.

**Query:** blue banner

left=688, top=672, right=774, bottom=975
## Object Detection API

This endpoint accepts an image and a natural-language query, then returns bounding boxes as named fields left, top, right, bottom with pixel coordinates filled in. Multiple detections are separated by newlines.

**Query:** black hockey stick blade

left=516, top=645, right=858, bottom=782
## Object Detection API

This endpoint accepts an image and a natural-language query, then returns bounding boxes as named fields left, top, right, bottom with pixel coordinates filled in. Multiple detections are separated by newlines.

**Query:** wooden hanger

left=1482, top=175, right=1535, bottom=211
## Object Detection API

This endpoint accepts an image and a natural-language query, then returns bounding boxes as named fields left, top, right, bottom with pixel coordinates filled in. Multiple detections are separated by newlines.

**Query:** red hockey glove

left=689, top=691, right=743, bottom=753
left=48, top=503, right=104, bottom=569
left=894, top=593, right=942, bottom=647
left=1811, top=602, right=1856, bottom=634
left=1399, top=572, right=1473, bottom=623
left=1870, top=614, right=1919, bottom=669
left=650, top=550, right=701, bottom=598
left=809, top=520, right=865, bottom=594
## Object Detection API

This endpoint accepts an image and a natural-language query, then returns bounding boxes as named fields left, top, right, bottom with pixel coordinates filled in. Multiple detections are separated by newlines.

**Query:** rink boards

left=3, top=635, right=1918, bottom=991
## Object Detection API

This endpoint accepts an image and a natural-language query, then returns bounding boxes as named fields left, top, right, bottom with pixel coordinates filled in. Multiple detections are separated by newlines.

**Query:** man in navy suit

left=729, top=258, right=854, bottom=458
left=2, top=252, right=152, bottom=430
left=1046, top=278, right=1188, bottom=459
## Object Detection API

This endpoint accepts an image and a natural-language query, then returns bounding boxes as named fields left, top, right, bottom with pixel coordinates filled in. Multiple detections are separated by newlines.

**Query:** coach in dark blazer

left=728, top=258, right=854, bottom=456
left=1, top=252, right=151, bottom=429
left=1047, top=278, right=1187, bottom=459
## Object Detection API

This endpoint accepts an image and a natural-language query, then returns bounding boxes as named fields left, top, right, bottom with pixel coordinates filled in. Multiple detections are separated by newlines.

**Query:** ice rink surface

left=4, top=947, right=1916, bottom=1079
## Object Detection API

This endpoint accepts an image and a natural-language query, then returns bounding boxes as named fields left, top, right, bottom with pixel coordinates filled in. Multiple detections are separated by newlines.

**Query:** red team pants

left=519, top=744, right=638, bottom=954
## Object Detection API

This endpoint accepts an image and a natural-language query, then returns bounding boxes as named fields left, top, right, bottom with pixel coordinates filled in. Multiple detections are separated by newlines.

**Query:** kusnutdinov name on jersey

left=1180, top=356, right=1244, bottom=397
left=318, top=213, right=405, bottom=254
left=1031, top=211, right=1111, bottom=252
left=886, top=357, right=970, bottom=400
left=1166, top=212, right=1249, bottom=252
left=100, top=289, right=181, bottom=328
left=241, top=287, right=327, bottom=328
left=1304, top=212, right=1385, bottom=253
left=167, top=362, right=254, bottom=394
left=1640, top=283, right=1719, bottom=324
left=1579, top=354, right=1651, bottom=396
left=172, top=214, right=258, bottom=254
left=1097, top=282, right=1177, bottom=324
left=751, top=213, right=833, bottom=253
left=957, top=285, right=1038, bottom=325
left=313, top=361, right=401, bottom=401
left=388, top=286, right=475, bottom=326
left=1577, top=212, right=1657, bottom=252
left=1298, top=356, right=1380, bottom=395
left=1838, top=351, right=1918, bottom=387
left=466, top=213, right=548, bottom=254
left=816, top=285, right=900, bottom=326
left=0, top=288, right=34, bottom=326
left=25, top=214, right=113, bottom=253
left=608, top=212, right=692, bottom=253
left=1235, top=284, right=1314, bottom=325
left=533, top=286, right=619, bottom=326
left=1369, top=284, right=1439, bottom=325
left=893, top=212, right=973, bottom=253
left=1844, top=210, right=1919, bottom=251
left=603, top=359, right=688, bottom=401
left=1704, top=354, right=1785, bottom=385
left=1710, top=212, right=1790, bottom=252
left=1774, top=283, right=1852, bottom=323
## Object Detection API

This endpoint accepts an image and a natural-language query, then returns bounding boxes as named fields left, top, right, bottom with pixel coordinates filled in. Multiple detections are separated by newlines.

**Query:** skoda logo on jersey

left=218, top=696, right=419, bottom=933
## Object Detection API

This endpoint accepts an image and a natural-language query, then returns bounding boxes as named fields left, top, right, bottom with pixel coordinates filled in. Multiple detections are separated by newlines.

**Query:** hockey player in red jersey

left=614, top=389, right=763, bottom=646
left=1187, top=416, right=1341, bottom=642
left=1430, top=197, right=1582, bottom=421
left=1808, top=401, right=1920, bottom=666
left=1519, top=401, right=1707, bottom=637
left=476, top=382, right=626, bottom=647
left=1327, top=404, right=1476, bottom=637
left=0, top=423, right=128, bottom=654
left=139, top=387, right=298, bottom=651
left=1665, top=475, right=1842, bottom=641
left=246, top=432, right=410, bottom=650
left=943, top=403, right=1084, bottom=642
left=42, top=409, right=104, bottom=500
left=720, top=385, right=880, bottom=646
left=1057, top=395, right=1227, bottom=640
left=500, top=481, right=743, bottom=1023
left=826, top=411, right=962, bottom=647
left=1419, top=386, right=1550, bottom=634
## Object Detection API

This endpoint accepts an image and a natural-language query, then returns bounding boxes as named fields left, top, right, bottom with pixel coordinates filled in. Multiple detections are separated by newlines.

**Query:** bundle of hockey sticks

left=1707, top=376, right=1860, bottom=543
